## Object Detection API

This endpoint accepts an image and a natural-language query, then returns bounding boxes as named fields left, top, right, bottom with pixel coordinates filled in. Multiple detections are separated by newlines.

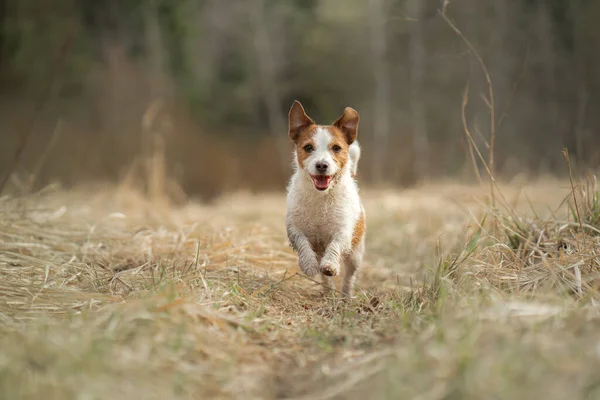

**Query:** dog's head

left=288, top=101, right=359, bottom=192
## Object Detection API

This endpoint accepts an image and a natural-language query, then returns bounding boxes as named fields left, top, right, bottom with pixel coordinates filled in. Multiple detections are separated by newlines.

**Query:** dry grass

left=2, top=177, right=600, bottom=399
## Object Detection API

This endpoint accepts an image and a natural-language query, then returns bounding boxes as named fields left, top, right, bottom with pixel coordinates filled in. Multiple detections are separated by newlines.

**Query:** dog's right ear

left=288, top=100, right=315, bottom=142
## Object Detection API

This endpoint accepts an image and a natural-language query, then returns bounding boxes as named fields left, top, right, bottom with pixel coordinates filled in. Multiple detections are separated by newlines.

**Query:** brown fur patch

left=294, top=125, right=318, bottom=169
left=326, top=126, right=350, bottom=172
left=333, top=107, right=359, bottom=144
left=288, top=101, right=315, bottom=142
left=352, top=210, right=365, bottom=248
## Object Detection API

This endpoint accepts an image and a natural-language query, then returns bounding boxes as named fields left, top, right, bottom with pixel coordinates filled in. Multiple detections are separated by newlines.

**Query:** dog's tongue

left=312, top=175, right=331, bottom=190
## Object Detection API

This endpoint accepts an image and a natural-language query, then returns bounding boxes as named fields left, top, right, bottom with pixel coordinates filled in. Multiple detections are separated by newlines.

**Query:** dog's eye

left=303, top=144, right=314, bottom=152
left=332, top=145, right=342, bottom=153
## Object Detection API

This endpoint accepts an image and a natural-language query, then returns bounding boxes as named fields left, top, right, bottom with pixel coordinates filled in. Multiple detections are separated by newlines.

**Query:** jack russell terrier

left=285, top=101, right=365, bottom=297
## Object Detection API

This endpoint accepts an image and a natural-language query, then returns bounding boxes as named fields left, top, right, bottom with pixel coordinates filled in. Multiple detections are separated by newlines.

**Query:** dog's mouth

left=311, top=175, right=333, bottom=191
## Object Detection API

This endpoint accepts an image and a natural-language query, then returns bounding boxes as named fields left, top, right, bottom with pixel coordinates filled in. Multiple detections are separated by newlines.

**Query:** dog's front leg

left=287, top=225, right=319, bottom=276
left=320, top=234, right=350, bottom=277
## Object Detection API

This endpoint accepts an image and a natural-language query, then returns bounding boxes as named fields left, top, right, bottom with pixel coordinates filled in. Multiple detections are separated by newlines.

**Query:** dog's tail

left=349, top=141, right=361, bottom=178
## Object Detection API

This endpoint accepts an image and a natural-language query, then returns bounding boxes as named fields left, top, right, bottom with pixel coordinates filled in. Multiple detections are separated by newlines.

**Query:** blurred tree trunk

left=249, top=0, right=289, bottom=172
left=0, top=0, right=5, bottom=72
left=368, top=0, right=390, bottom=183
left=570, top=0, right=588, bottom=166
left=462, top=3, right=486, bottom=176
left=99, top=0, right=124, bottom=143
left=407, top=0, right=429, bottom=181
left=143, top=0, right=169, bottom=202
left=536, top=5, right=561, bottom=171
left=144, top=0, right=167, bottom=100
left=183, top=1, right=221, bottom=103
left=491, top=0, right=510, bottom=170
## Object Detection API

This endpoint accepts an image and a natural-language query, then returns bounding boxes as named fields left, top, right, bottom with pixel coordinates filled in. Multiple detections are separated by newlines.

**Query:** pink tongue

left=313, top=175, right=331, bottom=190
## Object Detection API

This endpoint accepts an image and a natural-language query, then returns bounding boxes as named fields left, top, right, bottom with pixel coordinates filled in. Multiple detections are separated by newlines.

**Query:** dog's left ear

left=333, top=107, right=359, bottom=144
left=289, top=101, right=315, bottom=142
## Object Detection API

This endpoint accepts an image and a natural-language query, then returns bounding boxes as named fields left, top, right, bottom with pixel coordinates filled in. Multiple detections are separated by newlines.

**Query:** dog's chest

left=293, top=200, right=342, bottom=245
left=287, top=180, right=359, bottom=249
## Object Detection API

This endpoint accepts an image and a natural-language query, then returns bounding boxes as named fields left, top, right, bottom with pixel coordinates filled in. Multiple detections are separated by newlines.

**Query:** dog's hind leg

left=342, top=238, right=364, bottom=297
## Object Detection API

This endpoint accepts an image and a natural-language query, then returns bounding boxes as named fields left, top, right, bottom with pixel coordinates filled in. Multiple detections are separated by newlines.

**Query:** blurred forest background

left=1, top=0, right=599, bottom=199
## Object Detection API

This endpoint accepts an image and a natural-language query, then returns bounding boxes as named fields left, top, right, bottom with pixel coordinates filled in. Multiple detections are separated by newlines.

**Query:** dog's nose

left=315, top=161, right=329, bottom=173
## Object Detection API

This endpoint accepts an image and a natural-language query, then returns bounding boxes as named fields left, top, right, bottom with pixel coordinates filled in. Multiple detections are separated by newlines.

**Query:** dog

left=285, top=100, right=365, bottom=297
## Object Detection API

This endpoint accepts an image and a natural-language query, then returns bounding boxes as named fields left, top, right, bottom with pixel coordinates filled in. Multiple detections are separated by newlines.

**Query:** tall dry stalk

left=141, top=101, right=169, bottom=207
left=439, top=9, right=496, bottom=208
left=563, top=148, right=583, bottom=231
left=0, top=28, right=75, bottom=194
left=461, top=83, right=482, bottom=184
left=26, top=119, right=63, bottom=193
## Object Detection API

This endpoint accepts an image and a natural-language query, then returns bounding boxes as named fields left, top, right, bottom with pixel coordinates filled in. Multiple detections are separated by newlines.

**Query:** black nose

left=315, top=162, right=329, bottom=173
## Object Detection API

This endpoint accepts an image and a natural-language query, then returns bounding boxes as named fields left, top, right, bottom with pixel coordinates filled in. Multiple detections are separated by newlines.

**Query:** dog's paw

left=299, top=256, right=319, bottom=277
left=320, top=263, right=340, bottom=277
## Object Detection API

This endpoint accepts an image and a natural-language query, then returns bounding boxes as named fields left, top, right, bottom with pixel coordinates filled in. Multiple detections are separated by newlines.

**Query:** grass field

left=2, top=177, right=600, bottom=399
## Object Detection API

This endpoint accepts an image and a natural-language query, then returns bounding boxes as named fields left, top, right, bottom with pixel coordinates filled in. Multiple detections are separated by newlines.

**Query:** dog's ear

left=333, top=107, right=359, bottom=144
left=288, top=101, right=315, bottom=142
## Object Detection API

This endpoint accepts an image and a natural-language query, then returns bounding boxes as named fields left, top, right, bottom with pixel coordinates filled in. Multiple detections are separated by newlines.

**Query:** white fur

left=349, top=141, right=361, bottom=177
left=302, top=127, right=339, bottom=176
left=286, top=127, right=365, bottom=297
